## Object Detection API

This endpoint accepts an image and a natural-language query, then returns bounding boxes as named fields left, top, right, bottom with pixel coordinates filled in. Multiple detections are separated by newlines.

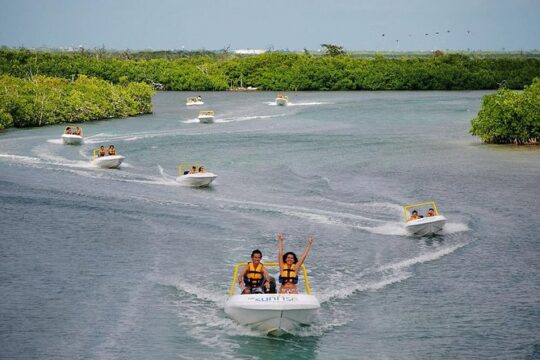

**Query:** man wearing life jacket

left=277, top=232, right=314, bottom=294
left=426, top=208, right=435, bottom=217
left=238, top=249, right=271, bottom=294
left=98, top=146, right=106, bottom=157
left=108, top=145, right=116, bottom=156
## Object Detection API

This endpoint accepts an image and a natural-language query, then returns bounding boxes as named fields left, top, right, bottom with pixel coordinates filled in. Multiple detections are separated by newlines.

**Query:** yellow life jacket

left=245, top=262, right=264, bottom=287
left=279, top=264, right=298, bottom=284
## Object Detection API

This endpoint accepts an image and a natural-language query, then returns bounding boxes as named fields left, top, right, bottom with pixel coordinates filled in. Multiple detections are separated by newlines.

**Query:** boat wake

left=306, top=241, right=467, bottom=335
left=264, top=101, right=328, bottom=106
left=159, top=240, right=467, bottom=339
left=288, top=101, right=328, bottom=106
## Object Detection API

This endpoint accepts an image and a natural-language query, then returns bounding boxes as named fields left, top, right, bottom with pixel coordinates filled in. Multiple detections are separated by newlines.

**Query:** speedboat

left=275, top=94, right=288, bottom=106
left=176, top=163, right=217, bottom=187
left=198, top=110, right=215, bottom=124
left=91, top=148, right=124, bottom=169
left=186, top=96, right=204, bottom=106
left=224, top=262, right=320, bottom=336
left=403, top=201, right=447, bottom=236
left=61, top=126, right=84, bottom=145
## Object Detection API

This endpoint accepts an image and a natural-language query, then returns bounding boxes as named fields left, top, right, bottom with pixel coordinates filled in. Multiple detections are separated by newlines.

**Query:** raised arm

left=296, top=236, right=314, bottom=269
left=277, top=232, right=284, bottom=267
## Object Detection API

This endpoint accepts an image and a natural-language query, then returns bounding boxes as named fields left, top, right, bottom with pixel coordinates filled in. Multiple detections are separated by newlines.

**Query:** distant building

left=233, top=49, right=267, bottom=55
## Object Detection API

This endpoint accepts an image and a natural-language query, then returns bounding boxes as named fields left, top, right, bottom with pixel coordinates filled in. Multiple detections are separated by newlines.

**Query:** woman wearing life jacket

left=277, top=232, right=314, bottom=294
left=238, top=249, right=271, bottom=294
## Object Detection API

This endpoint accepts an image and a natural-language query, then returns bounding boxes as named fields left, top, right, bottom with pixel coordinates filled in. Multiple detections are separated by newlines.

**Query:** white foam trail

left=46, top=139, right=64, bottom=144
left=0, top=153, right=44, bottom=164
left=288, top=102, right=328, bottom=106
left=182, top=118, right=200, bottom=123
left=441, top=222, right=469, bottom=234
left=318, top=272, right=412, bottom=303
left=78, top=149, right=91, bottom=160
left=360, top=222, right=408, bottom=236
left=378, top=243, right=466, bottom=272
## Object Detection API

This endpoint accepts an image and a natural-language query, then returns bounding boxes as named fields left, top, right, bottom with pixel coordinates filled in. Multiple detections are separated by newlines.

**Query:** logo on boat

left=250, top=295, right=296, bottom=302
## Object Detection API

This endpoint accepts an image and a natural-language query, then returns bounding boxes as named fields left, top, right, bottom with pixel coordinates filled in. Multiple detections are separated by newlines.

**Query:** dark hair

left=428, top=208, right=434, bottom=211
left=412, top=210, right=418, bottom=214
left=283, top=252, right=298, bottom=263
left=251, top=249, right=262, bottom=258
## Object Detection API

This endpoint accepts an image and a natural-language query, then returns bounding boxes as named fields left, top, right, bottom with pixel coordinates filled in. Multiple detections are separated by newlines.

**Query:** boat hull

left=405, top=215, right=447, bottom=236
left=91, top=155, right=125, bottom=169
left=176, top=172, right=217, bottom=187
left=198, top=115, right=214, bottom=124
left=186, top=101, right=204, bottom=106
left=61, top=134, right=83, bottom=145
left=275, top=98, right=288, bottom=106
left=225, top=294, right=320, bottom=335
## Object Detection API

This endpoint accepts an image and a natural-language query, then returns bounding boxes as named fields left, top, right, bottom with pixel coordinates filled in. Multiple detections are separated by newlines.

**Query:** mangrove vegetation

left=1, top=49, right=540, bottom=91
left=470, top=77, right=540, bottom=144
left=0, top=74, right=154, bottom=129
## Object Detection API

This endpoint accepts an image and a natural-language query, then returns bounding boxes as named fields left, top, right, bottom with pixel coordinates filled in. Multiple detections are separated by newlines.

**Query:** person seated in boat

left=64, top=127, right=72, bottom=134
left=198, top=166, right=205, bottom=173
left=98, top=146, right=106, bottom=157
left=190, top=166, right=197, bottom=174
left=197, top=96, right=202, bottom=101
left=409, top=210, right=420, bottom=221
left=426, top=208, right=435, bottom=217
left=108, top=145, right=116, bottom=156
left=74, top=127, right=82, bottom=136
left=238, top=249, right=271, bottom=294
left=277, top=232, right=314, bottom=294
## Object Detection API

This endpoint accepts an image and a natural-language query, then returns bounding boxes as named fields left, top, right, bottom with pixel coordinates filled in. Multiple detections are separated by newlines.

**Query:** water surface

left=1, top=91, right=539, bottom=359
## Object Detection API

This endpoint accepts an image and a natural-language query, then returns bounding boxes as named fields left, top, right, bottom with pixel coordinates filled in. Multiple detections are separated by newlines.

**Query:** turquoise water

left=1, top=91, right=539, bottom=359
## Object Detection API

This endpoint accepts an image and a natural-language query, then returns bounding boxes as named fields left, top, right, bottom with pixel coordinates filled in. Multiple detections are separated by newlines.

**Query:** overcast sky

left=1, top=0, right=539, bottom=52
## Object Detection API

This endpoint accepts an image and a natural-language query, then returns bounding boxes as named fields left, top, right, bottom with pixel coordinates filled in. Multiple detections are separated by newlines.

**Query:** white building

left=233, top=49, right=267, bottom=55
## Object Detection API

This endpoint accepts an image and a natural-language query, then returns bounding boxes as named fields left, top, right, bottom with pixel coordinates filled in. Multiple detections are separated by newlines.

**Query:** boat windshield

left=199, top=111, right=214, bottom=116
left=228, top=262, right=312, bottom=296
left=403, top=201, right=440, bottom=221
left=177, top=163, right=202, bottom=175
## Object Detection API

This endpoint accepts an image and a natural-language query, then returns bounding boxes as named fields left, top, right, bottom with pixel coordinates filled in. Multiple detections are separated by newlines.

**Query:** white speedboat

left=91, top=148, right=124, bottom=169
left=176, top=163, right=217, bottom=187
left=186, top=96, right=204, bottom=106
left=198, top=110, right=215, bottom=124
left=403, top=201, right=447, bottom=236
left=275, top=94, right=288, bottom=106
left=224, top=262, right=320, bottom=335
left=61, top=126, right=84, bottom=145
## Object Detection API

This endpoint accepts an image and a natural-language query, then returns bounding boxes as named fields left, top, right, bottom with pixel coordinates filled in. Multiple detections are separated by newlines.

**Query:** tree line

left=0, top=74, right=154, bottom=129
left=1, top=49, right=539, bottom=91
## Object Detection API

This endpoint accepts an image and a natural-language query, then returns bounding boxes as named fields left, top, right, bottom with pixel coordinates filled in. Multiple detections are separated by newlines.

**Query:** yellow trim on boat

left=64, top=126, right=83, bottom=136
left=403, top=201, right=439, bottom=221
left=228, top=262, right=312, bottom=296
left=177, top=163, right=202, bottom=176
